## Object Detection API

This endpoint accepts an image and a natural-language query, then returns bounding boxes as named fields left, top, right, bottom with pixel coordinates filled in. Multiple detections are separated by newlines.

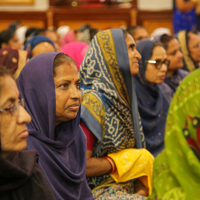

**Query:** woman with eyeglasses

left=0, top=66, right=56, bottom=200
left=159, top=34, right=189, bottom=102
left=135, top=40, right=170, bottom=157
left=177, top=30, right=200, bottom=72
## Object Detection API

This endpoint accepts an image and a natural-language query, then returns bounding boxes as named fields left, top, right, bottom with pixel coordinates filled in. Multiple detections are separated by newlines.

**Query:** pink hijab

left=61, top=41, right=89, bottom=70
left=60, top=30, right=76, bottom=49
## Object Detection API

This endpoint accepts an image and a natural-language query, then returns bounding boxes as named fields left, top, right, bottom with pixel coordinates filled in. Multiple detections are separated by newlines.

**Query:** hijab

left=61, top=41, right=89, bottom=70
left=177, top=30, right=199, bottom=72
left=80, top=29, right=145, bottom=189
left=24, top=35, right=55, bottom=59
left=148, top=69, right=200, bottom=200
left=17, top=52, right=94, bottom=200
left=0, top=48, right=28, bottom=79
left=135, top=39, right=169, bottom=157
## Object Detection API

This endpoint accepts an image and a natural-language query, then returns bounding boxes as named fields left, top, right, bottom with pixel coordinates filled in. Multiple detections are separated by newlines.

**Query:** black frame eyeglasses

left=0, top=99, right=24, bottom=116
left=147, top=59, right=170, bottom=69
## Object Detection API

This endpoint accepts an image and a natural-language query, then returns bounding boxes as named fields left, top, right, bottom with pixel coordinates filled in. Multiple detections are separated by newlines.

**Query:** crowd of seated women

left=0, top=20, right=200, bottom=200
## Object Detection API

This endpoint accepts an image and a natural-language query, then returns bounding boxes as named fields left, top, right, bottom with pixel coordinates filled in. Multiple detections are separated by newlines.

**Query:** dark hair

left=0, top=29, right=15, bottom=48
left=53, top=53, right=77, bottom=76
left=126, top=25, right=146, bottom=37
left=122, top=29, right=128, bottom=39
left=186, top=30, right=199, bottom=42
left=0, top=65, right=13, bottom=90
left=89, top=28, right=99, bottom=41
left=160, top=34, right=174, bottom=50
left=151, top=41, right=165, bottom=57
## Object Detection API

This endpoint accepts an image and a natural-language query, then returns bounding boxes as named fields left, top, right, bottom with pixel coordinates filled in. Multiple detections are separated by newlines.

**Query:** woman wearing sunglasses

left=135, top=40, right=170, bottom=157
left=0, top=66, right=56, bottom=199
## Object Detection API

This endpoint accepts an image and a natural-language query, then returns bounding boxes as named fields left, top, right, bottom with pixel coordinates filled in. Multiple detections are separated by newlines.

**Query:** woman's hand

left=134, top=179, right=148, bottom=197
left=86, top=150, right=116, bottom=177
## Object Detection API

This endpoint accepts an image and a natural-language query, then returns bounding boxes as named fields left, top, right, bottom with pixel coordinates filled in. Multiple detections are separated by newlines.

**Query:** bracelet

left=103, top=156, right=116, bottom=173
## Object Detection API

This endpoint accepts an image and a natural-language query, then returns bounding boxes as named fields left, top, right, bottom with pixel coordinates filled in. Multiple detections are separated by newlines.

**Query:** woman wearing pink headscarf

left=61, top=41, right=89, bottom=70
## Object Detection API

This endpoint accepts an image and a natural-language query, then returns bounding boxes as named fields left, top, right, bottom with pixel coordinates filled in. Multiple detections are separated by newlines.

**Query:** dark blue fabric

left=135, top=40, right=169, bottom=157
left=24, top=35, right=55, bottom=59
left=17, top=52, right=94, bottom=200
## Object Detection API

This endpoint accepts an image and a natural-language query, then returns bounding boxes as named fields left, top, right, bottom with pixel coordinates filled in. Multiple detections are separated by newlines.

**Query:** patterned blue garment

left=173, top=0, right=200, bottom=34
left=79, top=29, right=145, bottom=198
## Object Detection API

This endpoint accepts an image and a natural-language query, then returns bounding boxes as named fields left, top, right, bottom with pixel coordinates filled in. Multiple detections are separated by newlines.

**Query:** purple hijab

left=17, top=52, right=94, bottom=200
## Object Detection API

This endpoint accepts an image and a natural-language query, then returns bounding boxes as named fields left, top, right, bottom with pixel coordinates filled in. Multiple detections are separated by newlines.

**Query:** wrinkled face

left=54, top=62, right=81, bottom=126
left=188, top=32, right=200, bottom=63
left=0, top=76, right=31, bottom=154
left=145, top=46, right=168, bottom=85
left=32, top=42, right=55, bottom=58
left=133, top=28, right=149, bottom=43
left=125, top=33, right=142, bottom=76
left=166, top=38, right=183, bottom=72
left=8, top=34, right=21, bottom=50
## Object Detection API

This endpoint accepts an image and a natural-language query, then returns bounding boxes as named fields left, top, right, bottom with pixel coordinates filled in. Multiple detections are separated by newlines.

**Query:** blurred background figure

left=0, top=29, right=21, bottom=50
left=24, top=35, right=56, bottom=59
left=126, top=25, right=149, bottom=43
left=151, top=27, right=171, bottom=41
left=0, top=48, right=28, bottom=79
left=61, top=41, right=89, bottom=70
left=173, top=0, right=200, bottom=34
left=8, top=21, right=22, bottom=32
left=176, top=30, right=200, bottom=72
left=56, top=25, right=70, bottom=48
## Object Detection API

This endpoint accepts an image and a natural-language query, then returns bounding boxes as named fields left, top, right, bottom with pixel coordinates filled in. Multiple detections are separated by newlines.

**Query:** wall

left=0, top=0, right=172, bottom=11
left=0, top=0, right=49, bottom=11
left=138, top=0, right=173, bottom=10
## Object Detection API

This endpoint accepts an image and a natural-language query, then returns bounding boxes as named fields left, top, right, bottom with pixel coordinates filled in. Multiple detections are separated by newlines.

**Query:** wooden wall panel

left=137, top=10, right=173, bottom=35
left=0, top=11, right=47, bottom=31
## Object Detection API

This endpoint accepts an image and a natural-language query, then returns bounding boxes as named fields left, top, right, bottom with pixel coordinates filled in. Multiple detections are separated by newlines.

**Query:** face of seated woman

left=125, top=33, right=142, bottom=76
left=54, top=61, right=81, bottom=126
left=145, top=45, right=168, bottom=85
left=0, top=74, right=31, bottom=157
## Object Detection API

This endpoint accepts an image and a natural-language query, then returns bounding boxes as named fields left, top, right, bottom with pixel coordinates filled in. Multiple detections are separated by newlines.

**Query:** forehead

left=125, top=34, right=135, bottom=45
left=188, top=33, right=200, bottom=44
left=0, top=76, right=18, bottom=106
left=151, top=46, right=166, bottom=58
left=54, top=62, right=79, bottom=80
left=167, top=38, right=180, bottom=51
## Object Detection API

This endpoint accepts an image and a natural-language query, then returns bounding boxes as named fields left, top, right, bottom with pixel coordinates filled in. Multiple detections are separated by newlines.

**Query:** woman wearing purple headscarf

left=17, top=52, right=94, bottom=200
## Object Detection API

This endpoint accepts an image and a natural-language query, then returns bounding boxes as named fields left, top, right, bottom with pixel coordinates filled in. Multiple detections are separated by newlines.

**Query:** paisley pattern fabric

left=148, top=69, right=200, bottom=200
left=80, top=29, right=145, bottom=192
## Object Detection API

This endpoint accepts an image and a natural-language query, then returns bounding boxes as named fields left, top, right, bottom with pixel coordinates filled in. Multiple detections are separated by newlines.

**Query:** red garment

left=80, top=120, right=96, bottom=151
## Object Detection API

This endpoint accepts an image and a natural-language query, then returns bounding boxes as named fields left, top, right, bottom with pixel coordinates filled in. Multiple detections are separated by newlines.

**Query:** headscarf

left=135, top=39, right=169, bottom=157
left=0, top=48, right=28, bottom=79
left=177, top=30, right=199, bottom=72
left=60, top=30, right=76, bottom=49
left=61, top=41, right=89, bottom=70
left=17, top=52, right=94, bottom=200
left=80, top=29, right=145, bottom=189
left=148, top=69, right=200, bottom=200
left=24, top=35, right=55, bottom=59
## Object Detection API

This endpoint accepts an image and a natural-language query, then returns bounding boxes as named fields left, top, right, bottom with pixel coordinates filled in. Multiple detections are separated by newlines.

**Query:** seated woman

left=177, top=30, right=200, bottom=72
left=148, top=69, right=200, bottom=200
left=24, top=35, right=56, bottom=59
left=0, top=29, right=21, bottom=50
left=17, top=52, right=94, bottom=200
left=80, top=29, right=154, bottom=199
left=135, top=40, right=170, bottom=157
left=159, top=34, right=189, bottom=102
left=0, top=47, right=28, bottom=79
left=0, top=66, right=55, bottom=200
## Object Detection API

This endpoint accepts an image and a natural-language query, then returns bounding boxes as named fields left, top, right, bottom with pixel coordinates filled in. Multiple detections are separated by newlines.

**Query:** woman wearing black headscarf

left=0, top=66, right=56, bottom=200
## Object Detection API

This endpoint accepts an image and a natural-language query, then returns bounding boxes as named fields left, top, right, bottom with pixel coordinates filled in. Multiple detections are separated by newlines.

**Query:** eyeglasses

left=0, top=99, right=24, bottom=116
left=147, top=59, right=170, bottom=69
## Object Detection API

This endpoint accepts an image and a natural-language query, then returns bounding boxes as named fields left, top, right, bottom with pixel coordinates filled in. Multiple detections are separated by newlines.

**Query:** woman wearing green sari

left=148, top=69, right=200, bottom=200
left=80, top=29, right=154, bottom=199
